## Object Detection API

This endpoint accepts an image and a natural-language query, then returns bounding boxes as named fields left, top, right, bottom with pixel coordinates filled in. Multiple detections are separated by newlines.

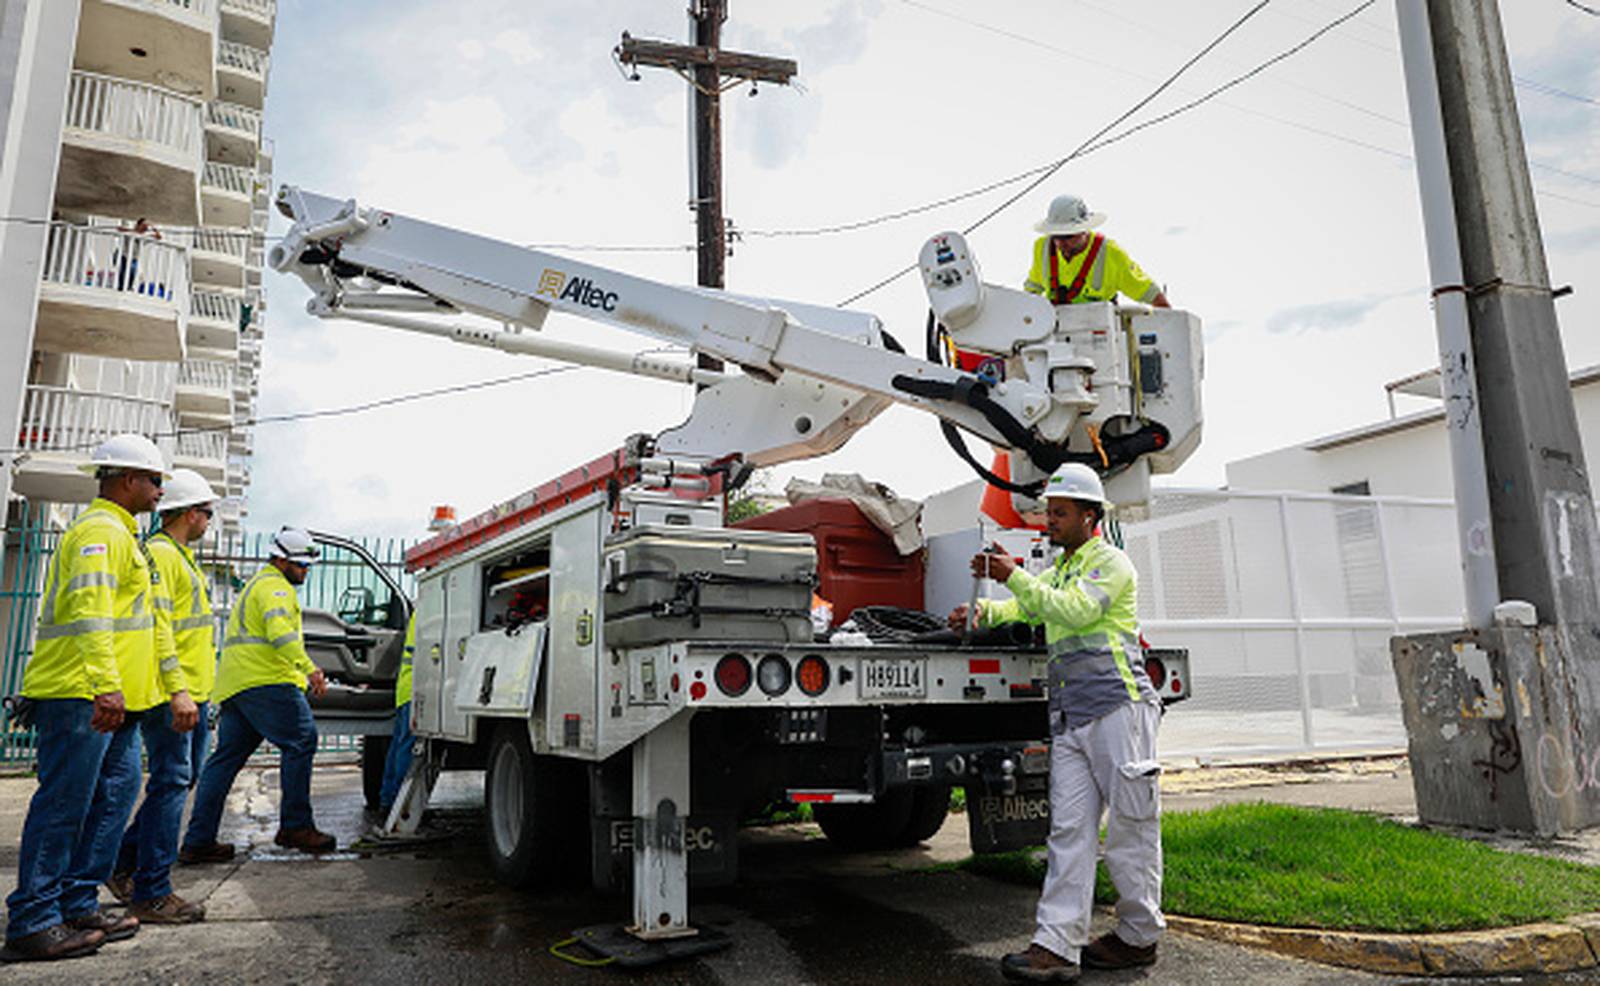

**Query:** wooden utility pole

left=617, top=2, right=797, bottom=373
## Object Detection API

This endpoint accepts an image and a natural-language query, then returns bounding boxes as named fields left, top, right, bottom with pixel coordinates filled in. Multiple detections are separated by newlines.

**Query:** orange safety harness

left=1047, top=233, right=1104, bottom=305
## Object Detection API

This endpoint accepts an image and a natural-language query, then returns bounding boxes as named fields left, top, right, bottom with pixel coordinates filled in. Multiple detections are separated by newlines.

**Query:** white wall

left=1226, top=378, right=1600, bottom=497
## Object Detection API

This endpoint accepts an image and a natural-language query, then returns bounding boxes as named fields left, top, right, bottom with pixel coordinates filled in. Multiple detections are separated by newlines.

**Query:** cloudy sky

left=247, top=0, right=1600, bottom=538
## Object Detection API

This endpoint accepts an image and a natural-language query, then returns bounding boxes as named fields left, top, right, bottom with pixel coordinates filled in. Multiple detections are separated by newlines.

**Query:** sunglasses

left=195, top=506, right=214, bottom=518
left=138, top=471, right=164, bottom=488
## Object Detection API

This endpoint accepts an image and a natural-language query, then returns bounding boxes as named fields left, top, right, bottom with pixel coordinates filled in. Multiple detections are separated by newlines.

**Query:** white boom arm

left=271, top=186, right=1199, bottom=501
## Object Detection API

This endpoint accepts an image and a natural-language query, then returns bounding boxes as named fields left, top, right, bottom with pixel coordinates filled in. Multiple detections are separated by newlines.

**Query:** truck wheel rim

left=490, top=744, right=525, bottom=857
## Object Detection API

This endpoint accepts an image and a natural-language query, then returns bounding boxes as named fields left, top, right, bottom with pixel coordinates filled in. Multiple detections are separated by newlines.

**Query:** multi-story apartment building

left=0, top=0, right=276, bottom=551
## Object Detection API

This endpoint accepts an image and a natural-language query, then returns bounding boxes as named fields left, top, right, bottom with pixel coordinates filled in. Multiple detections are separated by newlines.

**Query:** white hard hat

left=1034, top=194, right=1106, bottom=235
left=160, top=468, right=219, bottom=512
left=269, top=526, right=320, bottom=565
left=1042, top=463, right=1106, bottom=504
left=77, top=433, right=171, bottom=478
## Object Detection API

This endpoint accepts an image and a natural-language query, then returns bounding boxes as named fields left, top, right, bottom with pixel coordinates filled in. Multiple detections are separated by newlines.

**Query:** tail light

left=1146, top=656, right=1167, bottom=691
left=796, top=655, right=830, bottom=696
left=715, top=653, right=751, bottom=697
left=756, top=654, right=791, bottom=696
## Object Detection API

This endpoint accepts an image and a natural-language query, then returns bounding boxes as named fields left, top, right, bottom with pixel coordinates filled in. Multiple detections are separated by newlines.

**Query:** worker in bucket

left=4, top=434, right=185, bottom=963
left=180, top=527, right=335, bottom=860
left=107, top=468, right=220, bottom=924
left=1024, top=194, right=1170, bottom=309
left=949, top=464, right=1164, bottom=982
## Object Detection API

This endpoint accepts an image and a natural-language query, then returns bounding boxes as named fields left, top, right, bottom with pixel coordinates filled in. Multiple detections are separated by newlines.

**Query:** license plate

left=859, top=658, right=927, bottom=699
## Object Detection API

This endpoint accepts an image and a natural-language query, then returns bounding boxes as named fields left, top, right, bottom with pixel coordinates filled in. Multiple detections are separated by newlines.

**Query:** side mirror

left=337, top=585, right=375, bottom=625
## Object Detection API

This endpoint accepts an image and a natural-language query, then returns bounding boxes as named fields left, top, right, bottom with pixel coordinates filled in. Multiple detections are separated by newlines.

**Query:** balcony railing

left=190, top=227, right=247, bottom=260
left=221, top=0, right=274, bottom=18
left=63, top=71, right=202, bottom=161
left=177, top=430, right=228, bottom=462
left=218, top=40, right=268, bottom=77
left=178, top=359, right=234, bottom=391
left=41, top=222, right=187, bottom=302
left=205, top=100, right=262, bottom=139
left=203, top=161, right=254, bottom=198
left=159, top=0, right=217, bottom=16
left=191, top=289, right=242, bottom=326
left=16, top=386, right=174, bottom=456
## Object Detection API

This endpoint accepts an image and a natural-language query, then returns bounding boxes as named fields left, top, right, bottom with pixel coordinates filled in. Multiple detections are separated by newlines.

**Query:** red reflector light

left=968, top=658, right=1001, bottom=674
left=1146, top=656, right=1167, bottom=690
left=715, top=654, right=751, bottom=697
left=796, top=655, right=830, bottom=696
left=689, top=681, right=707, bottom=701
left=1170, top=676, right=1182, bottom=694
left=792, top=792, right=834, bottom=803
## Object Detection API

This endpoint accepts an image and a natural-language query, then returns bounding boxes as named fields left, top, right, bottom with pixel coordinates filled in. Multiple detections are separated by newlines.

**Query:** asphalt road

left=0, top=759, right=1595, bottom=985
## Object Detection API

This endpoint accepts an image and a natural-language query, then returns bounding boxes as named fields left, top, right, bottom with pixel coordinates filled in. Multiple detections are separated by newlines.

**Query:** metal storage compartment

left=734, top=498, right=925, bottom=625
left=601, top=525, right=816, bottom=649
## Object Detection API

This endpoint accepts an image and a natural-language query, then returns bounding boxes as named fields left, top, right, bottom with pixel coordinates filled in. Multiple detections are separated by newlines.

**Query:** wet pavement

left=1, top=760, right=1597, bottom=984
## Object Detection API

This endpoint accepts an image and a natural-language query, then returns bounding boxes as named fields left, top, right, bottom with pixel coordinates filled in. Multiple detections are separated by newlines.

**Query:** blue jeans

left=188, top=700, right=212, bottom=789
left=6, top=701, right=116, bottom=938
left=114, top=701, right=194, bottom=902
left=182, top=685, right=317, bottom=849
left=6, top=700, right=143, bottom=937
left=378, top=702, right=414, bottom=810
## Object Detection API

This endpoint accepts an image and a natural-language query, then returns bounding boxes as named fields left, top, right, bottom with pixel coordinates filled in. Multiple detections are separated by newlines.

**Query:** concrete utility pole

left=1392, top=0, right=1600, bottom=836
left=616, top=2, right=797, bottom=373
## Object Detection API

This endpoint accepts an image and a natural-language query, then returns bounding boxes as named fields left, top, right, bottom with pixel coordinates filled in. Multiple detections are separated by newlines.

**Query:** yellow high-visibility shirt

left=395, top=612, right=415, bottom=707
left=25, top=498, right=183, bottom=710
left=148, top=531, right=216, bottom=702
left=213, top=564, right=317, bottom=703
left=1023, top=234, right=1162, bottom=305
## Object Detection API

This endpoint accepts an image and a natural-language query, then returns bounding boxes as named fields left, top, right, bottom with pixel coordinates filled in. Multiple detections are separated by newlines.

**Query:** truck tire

left=360, top=735, right=389, bottom=811
left=484, top=722, right=584, bottom=888
left=814, top=789, right=915, bottom=851
left=900, top=786, right=952, bottom=846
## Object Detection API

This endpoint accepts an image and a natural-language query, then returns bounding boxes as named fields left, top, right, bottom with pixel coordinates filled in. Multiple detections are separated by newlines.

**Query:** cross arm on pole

left=616, top=33, right=798, bottom=86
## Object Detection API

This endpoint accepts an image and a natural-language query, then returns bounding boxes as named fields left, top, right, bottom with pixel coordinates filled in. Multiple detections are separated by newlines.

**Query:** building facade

left=0, top=0, right=275, bottom=546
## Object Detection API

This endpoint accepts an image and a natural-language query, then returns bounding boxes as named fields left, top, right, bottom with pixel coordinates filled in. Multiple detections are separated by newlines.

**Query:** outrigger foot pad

left=563, top=923, right=733, bottom=969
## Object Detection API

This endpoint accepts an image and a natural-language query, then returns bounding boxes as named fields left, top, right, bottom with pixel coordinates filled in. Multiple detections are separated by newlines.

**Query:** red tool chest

left=733, top=498, right=925, bottom=625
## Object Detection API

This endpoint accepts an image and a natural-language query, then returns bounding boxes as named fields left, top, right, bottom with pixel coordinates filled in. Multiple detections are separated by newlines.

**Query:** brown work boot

left=1000, top=943, right=1081, bottom=982
left=0, top=923, right=104, bottom=963
left=274, top=826, right=336, bottom=853
left=130, top=893, right=205, bottom=925
left=1081, top=932, right=1157, bottom=969
left=105, top=870, right=134, bottom=905
left=178, top=842, right=236, bottom=865
left=64, top=908, right=139, bottom=943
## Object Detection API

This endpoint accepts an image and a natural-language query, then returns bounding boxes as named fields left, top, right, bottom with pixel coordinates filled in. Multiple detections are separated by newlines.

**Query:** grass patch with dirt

left=962, top=802, right=1600, bottom=933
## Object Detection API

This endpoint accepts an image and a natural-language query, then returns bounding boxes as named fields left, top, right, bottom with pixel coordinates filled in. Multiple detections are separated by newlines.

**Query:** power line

left=836, top=0, right=1372, bottom=307
left=1565, top=0, right=1600, bottom=17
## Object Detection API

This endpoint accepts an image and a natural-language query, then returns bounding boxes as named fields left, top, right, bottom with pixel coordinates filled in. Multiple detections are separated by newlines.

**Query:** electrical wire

left=836, top=0, right=1369, bottom=306
left=1564, top=0, right=1600, bottom=16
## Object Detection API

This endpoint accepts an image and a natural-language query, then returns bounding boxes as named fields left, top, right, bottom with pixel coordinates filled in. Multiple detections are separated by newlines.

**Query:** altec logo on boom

left=536, top=268, right=619, bottom=312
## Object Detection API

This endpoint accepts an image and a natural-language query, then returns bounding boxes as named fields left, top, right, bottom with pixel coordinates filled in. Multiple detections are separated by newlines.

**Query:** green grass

left=962, top=802, right=1600, bottom=933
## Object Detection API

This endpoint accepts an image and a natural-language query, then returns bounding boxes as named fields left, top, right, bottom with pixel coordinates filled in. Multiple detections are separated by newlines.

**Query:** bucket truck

left=271, top=186, right=1202, bottom=964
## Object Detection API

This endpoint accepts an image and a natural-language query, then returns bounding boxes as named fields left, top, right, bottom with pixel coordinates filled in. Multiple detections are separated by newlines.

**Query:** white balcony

left=201, top=161, right=254, bottom=227
left=220, top=0, right=274, bottom=50
left=174, top=429, right=227, bottom=481
left=188, top=289, right=243, bottom=350
left=35, top=222, right=187, bottom=361
left=216, top=40, right=268, bottom=109
left=175, top=358, right=234, bottom=417
left=75, top=0, right=216, bottom=101
left=226, top=426, right=253, bottom=455
left=189, top=227, right=247, bottom=288
left=13, top=385, right=176, bottom=503
left=204, top=100, right=261, bottom=167
left=57, top=72, right=203, bottom=226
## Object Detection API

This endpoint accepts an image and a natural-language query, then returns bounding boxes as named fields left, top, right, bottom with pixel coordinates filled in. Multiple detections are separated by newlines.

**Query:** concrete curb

left=1167, top=912, right=1600, bottom=977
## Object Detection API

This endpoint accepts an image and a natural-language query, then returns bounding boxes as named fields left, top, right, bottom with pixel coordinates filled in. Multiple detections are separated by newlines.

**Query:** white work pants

left=1033, top=699, right=1164, bottom=962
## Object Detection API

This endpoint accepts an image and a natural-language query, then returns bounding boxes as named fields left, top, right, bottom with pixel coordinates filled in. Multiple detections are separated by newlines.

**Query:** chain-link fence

left=1125, top=489, right=1464, bottom=759
left=1, top=509, right=414, bottom=766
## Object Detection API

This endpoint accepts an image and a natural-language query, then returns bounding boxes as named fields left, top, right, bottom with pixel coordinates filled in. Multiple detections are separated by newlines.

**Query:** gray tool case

left=601, top=525, right=817, bottom=649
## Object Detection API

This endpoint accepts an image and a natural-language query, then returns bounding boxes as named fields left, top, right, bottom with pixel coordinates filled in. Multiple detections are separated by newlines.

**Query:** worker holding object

left=949, top=464, right=1164, bottom=982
